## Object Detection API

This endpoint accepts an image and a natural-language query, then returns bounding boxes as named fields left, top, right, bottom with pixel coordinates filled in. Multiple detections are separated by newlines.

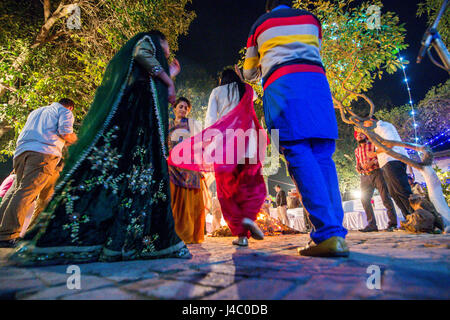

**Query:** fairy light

left=397, top=53, right=448, bottom=151
left=398, top=54, right=419, bottom=144
left=421, top=129, right=450, bottom=150
left=434, top=138, right=450, bottom=148
left=424, top=129, right=450, bottom=146
left=408, top=130, right=449, bottom=154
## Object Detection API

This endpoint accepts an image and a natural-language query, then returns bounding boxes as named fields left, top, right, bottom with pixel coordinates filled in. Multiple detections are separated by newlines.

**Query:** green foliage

left=0, top=0, right=195, bottom=157
left=294, top=0, right=407, bottom=107
left=174, top=64, right=216, bottom=126
left=417, top=0, right=450, bottom=47
left=416, top=79, right=450, bottom=141
left=434, top=166, right=450, bottom=205
left=333, top=114, right=360, bottom=193
left=376, top=79, right=450, bottom=143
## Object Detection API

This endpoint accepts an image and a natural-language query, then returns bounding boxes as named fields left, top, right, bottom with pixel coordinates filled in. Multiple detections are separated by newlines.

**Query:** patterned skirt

left=9, top=80, right=190, bottom=266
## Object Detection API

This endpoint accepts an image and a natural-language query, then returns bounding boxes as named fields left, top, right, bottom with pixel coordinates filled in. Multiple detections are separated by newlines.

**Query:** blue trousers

left=280, top=139, right=347, bottom=243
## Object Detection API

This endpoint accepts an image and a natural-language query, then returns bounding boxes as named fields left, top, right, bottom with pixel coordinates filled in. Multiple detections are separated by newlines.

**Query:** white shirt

left=15, top=102, right=74, bottom=158
left=204, top=83, right=258, bottom=159
left=374, top=120, right=409, bottom=168
left=205, top=83, right=241, bottom=128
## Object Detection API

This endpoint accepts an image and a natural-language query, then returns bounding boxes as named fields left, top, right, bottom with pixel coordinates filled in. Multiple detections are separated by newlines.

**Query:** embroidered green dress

left=9, top=33, right=190, bottom=266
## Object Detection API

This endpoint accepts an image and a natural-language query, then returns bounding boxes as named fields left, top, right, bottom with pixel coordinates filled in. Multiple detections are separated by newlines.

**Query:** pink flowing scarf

left=168, top=84, right=268, bottom=173
left=168, top=84, right=268, bottom=236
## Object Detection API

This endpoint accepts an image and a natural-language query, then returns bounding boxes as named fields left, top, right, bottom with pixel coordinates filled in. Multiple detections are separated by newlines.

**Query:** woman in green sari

left=9, top=31, right=191, bottom=266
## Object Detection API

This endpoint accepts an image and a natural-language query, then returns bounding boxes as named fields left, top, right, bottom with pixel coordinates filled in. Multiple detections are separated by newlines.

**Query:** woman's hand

left=156, top=70, right=177, bottom=105
left=169, top=58, right=181, bottom=78
left=168, top=82, right=176, bottom=106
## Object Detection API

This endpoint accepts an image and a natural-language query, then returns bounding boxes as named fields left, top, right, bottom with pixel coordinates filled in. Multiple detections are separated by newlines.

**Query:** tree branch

left=32, top=2, right=80, bottom=49
left=0, top=83, right=17, bottom=98
left=44, top=0, right=51, bottom=22
left=354, top=123, right=433, bottom=170
left=0, top=84, right=17, bottom=93
left=333, top=88, right=433, bottom=170
left=341, top=87, right=375, bottom=119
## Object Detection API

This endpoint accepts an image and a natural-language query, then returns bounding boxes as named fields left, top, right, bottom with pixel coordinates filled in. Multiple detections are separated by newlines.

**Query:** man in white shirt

left=367, top=116, right=413, bottom=221
left=0, top=99, right=77, bottom=247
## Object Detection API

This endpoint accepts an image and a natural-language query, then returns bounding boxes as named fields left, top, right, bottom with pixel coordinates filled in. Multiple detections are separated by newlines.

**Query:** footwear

left=0, top=238, right=20, bottom=248
left=232, top=236, right=248, bottom=247
left=359, top=225, right=378, bottom=232
left=242, top=218, right=264, bottom=240
left=172, top=246, right=192, bottom=259
left=297, top=236, right=349, bottom=257
left=384, top=225, right=396, bottom=232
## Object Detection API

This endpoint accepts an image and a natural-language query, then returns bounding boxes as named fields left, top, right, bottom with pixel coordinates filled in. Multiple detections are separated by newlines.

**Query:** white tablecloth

left=270, top=207, right=307, bottom=232
left=342, top=210, right=404, bottom=230
left=207, top=195, right=406, bottom=234
left=270, top=195, right=405, bottom=232
left=287, top=208, right=307, bottom=232
left=341, top=196, right=405, bottom=230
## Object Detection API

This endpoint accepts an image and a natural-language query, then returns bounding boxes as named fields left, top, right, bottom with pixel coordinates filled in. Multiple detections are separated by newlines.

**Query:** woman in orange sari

left=169, top=97, right=206, bottom=244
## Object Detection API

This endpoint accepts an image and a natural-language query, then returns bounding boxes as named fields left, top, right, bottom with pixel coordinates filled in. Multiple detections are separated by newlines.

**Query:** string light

left=406, top=129, right=449, bottom=154
left=424, top=129, right=450, bottom=146
left=397, top=53, right=448, bottom=150
left=398, top=53, right=419, bottom=144
left=434, top=138, right=450, bottom=148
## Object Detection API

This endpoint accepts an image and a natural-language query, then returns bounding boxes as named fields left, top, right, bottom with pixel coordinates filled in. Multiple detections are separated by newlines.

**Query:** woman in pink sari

left=168, top=69, right=267, bottom=246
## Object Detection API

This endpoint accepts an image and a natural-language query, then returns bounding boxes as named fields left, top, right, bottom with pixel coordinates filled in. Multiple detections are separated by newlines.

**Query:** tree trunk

left=419, top=165, right=450, bottom=230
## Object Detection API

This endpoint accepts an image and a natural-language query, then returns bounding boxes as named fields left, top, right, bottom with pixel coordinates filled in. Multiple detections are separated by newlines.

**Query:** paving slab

left=1, top=231, right=449, bottom=300
left=122, top=278, right=217, bottom=299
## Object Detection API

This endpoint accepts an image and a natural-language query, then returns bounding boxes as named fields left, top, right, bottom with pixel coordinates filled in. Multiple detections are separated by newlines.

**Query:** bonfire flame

left=211, top=210, right=300, bottom=237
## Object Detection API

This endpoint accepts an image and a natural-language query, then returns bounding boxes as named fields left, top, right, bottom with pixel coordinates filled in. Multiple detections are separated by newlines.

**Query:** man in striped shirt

left=354, top=131, right=398, bottom=232
left=243, top=0, right=348, bottom=257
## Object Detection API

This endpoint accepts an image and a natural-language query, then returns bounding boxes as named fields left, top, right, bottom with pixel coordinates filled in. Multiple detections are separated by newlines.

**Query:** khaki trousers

left=277, top=205, right=289, bottom=226
left=0, top=151, right=60, bottom=240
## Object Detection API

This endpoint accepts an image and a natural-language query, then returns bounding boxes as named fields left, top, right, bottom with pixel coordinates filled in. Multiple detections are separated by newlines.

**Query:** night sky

left=177, top=0, right=449, bottom=107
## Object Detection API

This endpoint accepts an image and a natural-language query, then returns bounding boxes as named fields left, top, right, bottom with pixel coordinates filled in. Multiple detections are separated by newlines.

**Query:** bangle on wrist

left=151, top=65, right=163, bottom=76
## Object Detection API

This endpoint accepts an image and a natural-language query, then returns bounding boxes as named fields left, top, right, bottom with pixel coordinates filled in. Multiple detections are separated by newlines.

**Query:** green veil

left=58, top=32, right=170, bottom=191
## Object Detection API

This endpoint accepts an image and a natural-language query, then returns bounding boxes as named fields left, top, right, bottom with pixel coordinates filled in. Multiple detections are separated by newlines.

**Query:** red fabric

left=355, top=142, right=380, bottom=174
left=168, top=84, right=268, bottom=236
left=216, top=163, right=266, bottom=237
left=247, top=34, right=257, bottom=48
left=263, top=64, right=325, bottom=90
left=354, top=129, right=368, bottom=140
left=0, top=174, right=15, bottom=198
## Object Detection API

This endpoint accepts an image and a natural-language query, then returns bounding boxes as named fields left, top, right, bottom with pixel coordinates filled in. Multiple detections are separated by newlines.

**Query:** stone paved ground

left=0, top=231, right=449, bottom=300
